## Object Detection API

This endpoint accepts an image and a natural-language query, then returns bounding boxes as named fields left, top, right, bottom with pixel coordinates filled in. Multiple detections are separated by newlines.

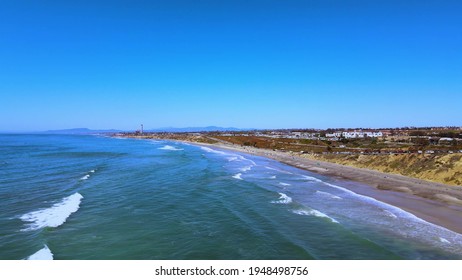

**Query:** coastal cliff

left=305, top=153, right=462, bottom=186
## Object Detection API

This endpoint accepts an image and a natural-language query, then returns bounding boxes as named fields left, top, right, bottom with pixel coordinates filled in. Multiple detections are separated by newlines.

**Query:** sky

left=0, top=0, right=461, bottom=131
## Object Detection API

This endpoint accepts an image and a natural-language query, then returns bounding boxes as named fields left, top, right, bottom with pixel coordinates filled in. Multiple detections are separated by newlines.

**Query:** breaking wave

left=315, top=190, right=341, bottom=200
left=20, top=193, right=83, bottom=231
left=292, top=209, right=339, bottom=223
left=159, top=145, right=184, bottom=151
left=271, top=193, right=292, bottom=204
left=232, top=173, right=243, bottom=180
left=27, top=245, right=53, bottom=260
left=302, top=175, right=323, bottom=183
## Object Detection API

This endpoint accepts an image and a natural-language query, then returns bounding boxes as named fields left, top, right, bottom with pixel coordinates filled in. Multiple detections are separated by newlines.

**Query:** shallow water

left=1, top=134, right=461, bottom=259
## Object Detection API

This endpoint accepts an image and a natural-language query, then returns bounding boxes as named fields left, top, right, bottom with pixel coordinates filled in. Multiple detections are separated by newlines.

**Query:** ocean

left=1, top=134, right=461, bottom=260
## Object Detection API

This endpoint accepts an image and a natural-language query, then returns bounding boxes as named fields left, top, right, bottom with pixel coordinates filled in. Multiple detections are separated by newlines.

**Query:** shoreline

left=178, top=139, right=462, bottom=235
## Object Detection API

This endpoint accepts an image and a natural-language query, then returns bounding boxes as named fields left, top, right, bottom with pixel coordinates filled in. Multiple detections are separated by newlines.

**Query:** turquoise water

left=1, top=134, right=462, bottom=260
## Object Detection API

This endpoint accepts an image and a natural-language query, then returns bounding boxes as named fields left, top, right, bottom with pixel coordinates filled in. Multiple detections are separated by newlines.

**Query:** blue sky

left=0, top=0, right=461, bottom=131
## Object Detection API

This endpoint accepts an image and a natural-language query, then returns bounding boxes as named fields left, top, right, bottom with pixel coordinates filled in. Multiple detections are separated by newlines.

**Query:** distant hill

left=43, top=128, right=122, bottom=134
left=146, top=126, right=249, bottom=133
left=40, top=126, right=250, bottom=134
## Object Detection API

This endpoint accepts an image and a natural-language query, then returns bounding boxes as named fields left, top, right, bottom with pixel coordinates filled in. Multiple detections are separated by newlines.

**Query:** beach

left=181, top=140, right=462, bottom=235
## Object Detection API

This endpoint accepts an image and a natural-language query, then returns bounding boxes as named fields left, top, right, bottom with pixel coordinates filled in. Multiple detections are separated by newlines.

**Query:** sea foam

left=27, top=245, right=53, bottom=260
left=279, top=182, right=291, bottom=186
left=232, top=173, right=243, bottom=180
left=200, top=147, right=257, bottom=169
left=240, top=166, right=253, bottom=172
left=315, top=190, right=341, bottom=200
left=271, top=193, right=292, bottom=204
left=439, top=237, right=451, bottom=244
left=201, top=146, right=227, bottom=155
left=302, top=175, right=323, bottom=183
left=20, top=193, right=83, bottom=231
left=159, top=145, right=183, bottom=151
left=292, top=209, right=339, bottom=223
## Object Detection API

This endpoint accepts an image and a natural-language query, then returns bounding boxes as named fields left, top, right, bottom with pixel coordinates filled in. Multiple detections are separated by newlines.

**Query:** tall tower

left=141, top=124, right=144, bottom=134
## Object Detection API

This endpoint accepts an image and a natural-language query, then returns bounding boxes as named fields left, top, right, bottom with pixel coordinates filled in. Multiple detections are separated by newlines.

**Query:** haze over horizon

left=1, top=0, right=461, bottom=132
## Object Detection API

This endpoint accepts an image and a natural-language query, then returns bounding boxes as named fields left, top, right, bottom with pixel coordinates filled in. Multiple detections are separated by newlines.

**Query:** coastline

left=175, top=139, right=462, bottom=235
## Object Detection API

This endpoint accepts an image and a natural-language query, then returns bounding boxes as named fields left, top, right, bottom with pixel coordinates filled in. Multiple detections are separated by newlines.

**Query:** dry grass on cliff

left=306, top=153, right=462, bottom=186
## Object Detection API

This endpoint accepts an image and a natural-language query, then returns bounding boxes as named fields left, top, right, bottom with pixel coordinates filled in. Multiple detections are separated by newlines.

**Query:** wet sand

left=194, top=141, right=462, bottom=234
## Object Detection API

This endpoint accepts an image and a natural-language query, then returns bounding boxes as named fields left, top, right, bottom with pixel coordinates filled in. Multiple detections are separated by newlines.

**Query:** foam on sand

left=20, top=193, right=83, bottom=231
left=232, top=173, right=243, bottom=180
left=159, top=145, right=184, bottom=151
left=27, top=245, right=53, bottom=260
left=271, top=193, right=293, bottom=204
left=292, top=209, right=339, bottom=223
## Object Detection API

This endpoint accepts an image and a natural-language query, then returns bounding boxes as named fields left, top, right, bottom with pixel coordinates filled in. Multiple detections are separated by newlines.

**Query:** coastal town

left=118, top=126, right=462, bottom=155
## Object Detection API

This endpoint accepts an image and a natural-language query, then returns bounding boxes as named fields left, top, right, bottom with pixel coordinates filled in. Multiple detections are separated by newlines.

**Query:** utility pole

left=141, top=124, right=144, bottom=134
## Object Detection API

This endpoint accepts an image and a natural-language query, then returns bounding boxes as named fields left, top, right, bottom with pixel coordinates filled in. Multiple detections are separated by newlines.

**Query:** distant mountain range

left=41, top=126, right=249, bottom=134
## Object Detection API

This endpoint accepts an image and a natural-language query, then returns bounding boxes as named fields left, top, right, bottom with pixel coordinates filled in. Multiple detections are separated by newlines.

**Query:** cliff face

left=305, top=153, right=462, bottom=186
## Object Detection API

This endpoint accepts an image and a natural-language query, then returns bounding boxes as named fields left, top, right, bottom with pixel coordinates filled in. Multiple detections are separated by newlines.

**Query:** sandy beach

left=188, top=140, right=462, bottom=234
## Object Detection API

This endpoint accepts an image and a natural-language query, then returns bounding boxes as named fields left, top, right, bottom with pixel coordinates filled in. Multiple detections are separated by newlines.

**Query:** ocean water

left=1, top=134, right=462, bottom=260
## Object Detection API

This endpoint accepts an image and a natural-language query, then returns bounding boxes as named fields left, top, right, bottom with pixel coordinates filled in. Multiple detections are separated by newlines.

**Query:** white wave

left=292, top=209, right=339, bottom=223
left=90, top=170, right=95, bottom=173
left=159, top=145, right=183, bottom=151
left=271, top=193, right=292, bottom=204
left=321, top=181, right=462, bottom=255
left=440, top=237, right=451, bottom=244
left=20, top=193, right=83, bottom=231
left=241, top=156, right=257, bottom=166
left=232, top=173, right=243, bottom=180
left=302, top=175, right=323, bottom=183
left=315, top=190, right=342, bottom=200
left=322, top=181, right=435, bottom=225
left=269, top=175, right=276, bottom=179
left=279, top=182, right=291, bottom=186
left=80, top=174, right=90, bottom=180
left=27, top=245, right=53, bottom=260
left=240, top=166, right=252, bottom=172
left=201, top=147, right=257, bottom=168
